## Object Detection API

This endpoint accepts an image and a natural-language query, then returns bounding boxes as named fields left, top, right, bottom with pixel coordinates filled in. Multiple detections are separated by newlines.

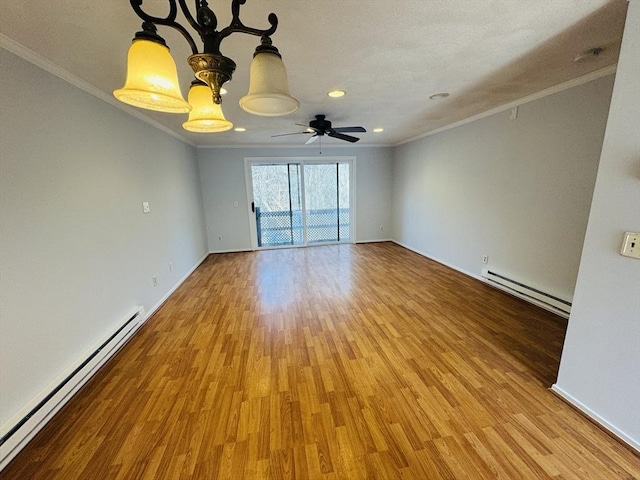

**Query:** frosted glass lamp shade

left=239, top=51, right=299, bottom=116
left=182, top=82, right=233, bottom=133
left=114, top=39, right=191, bottom=113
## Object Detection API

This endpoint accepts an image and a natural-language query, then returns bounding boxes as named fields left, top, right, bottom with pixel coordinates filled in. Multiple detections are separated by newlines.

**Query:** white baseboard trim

left=209, top=248, right=253, bottom=254
left=392, top=241, right=637, bottom=452
left=551, top=384, right=640, bottom=452
left=142, top=252, right=209, bottom=321
left=391, top=240, right=484, bottom=282
left=391, top=240, right=568, bottom=318
left=480, top=275, right=570, bottom=318
left=0, top=308, right=145, bottom=470
left=0, top=252, right=209, bottom=471
left=355, top=238, right=393, bottom=244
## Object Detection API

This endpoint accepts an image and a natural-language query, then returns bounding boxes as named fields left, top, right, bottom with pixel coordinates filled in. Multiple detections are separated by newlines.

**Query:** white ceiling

left=0, top=0, right=628, bottom=147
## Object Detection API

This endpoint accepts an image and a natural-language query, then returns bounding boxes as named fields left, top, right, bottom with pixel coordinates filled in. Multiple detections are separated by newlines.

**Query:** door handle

left=251, top=201, right=255, bottom=213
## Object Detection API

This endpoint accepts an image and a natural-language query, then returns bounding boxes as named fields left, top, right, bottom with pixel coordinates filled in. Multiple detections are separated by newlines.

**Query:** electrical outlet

left=482, top=255, right=489, bottom=264
left=152, top=275, right=158, bottom=287
left=620, top=232, right=640, bottom=259
left=142, top=201, right=150, bottom=214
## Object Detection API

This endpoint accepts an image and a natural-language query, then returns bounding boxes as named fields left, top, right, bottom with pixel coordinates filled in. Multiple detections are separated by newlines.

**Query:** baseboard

left=355, top=238, right=393, bottom=244
left=551, top=384, right=640, bottom=452
left=0, top=252, right=209, bottom=471
left=208, top=243, right=394, bottom=253
left=392, top=240, right=638, bottom=452
left=0, top=308, right=144, bottom=470
left=209, top=248, right=253, bottom=254
left=391, top=240, right=485, bottom=282
left=143, top=252, right=209, bottom=321
left=480, top=276, right=570, bottom=318
left=391, top=240, right=568, bottom=318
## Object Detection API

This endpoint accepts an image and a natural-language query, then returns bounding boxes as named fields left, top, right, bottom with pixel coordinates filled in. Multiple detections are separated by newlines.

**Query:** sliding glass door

left=250, top=163, right=303, bottom=247
left=304, top=163, right=350, bottom=244
left=246, top=158, right=354, bottom=249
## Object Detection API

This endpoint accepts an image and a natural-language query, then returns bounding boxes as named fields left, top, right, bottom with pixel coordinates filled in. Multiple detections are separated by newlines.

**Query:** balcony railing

left=256, top=207, right=350, bottom=247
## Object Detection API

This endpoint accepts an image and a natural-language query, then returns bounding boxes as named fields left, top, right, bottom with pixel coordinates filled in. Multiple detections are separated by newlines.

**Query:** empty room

left=1, top=1, right=638, bottom=478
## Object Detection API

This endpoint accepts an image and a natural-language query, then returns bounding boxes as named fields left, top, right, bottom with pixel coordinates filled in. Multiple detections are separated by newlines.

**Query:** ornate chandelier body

left=114, top=0, right=299, bottom=132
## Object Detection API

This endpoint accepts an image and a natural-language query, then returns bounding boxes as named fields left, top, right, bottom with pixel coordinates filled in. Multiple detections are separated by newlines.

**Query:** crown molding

left=0, top=34, right=196, bottom=147
left=196, top=142, right=392, bottom=149
left=394, top=64, right=618, bottom=147
left=1, top=33, right=617, bottom=151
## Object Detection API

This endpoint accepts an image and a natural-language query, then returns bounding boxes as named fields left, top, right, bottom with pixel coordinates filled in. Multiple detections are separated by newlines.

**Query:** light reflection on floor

left=254, top=245, right=353, bottom=312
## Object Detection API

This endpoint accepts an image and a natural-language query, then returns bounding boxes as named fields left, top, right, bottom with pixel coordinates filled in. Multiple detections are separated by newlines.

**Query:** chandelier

left=113, top=0, right=299, bottom=133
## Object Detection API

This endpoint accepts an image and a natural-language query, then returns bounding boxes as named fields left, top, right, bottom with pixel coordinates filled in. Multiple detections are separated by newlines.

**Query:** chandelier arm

left=130, top=0, right=199, bottom=54
left=216, top=1, right=278, bottom=47
left=176, top=0, right=201, bottom=34
left=166, top=23, right=199, bottom=54
left=130, top=0, right=178, bottom=26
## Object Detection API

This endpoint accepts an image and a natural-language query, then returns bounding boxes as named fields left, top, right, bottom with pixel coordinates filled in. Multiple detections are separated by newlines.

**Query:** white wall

left=198, top=146, right=393, bottom=252
left=0, top=50, right=208, bottom=428
left=391, top=74, right=615, bottom=302
left=554, top=0, right=640, bottom=450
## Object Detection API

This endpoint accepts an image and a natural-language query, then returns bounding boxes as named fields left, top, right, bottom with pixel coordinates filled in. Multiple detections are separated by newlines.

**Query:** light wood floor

left=2, top=243, right=638, bottom=479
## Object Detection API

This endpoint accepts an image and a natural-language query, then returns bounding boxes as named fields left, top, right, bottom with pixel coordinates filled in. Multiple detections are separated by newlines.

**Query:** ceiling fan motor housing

left=271, top=114, right=364, bottom=143
left=310, top=114, right=330, bottom=135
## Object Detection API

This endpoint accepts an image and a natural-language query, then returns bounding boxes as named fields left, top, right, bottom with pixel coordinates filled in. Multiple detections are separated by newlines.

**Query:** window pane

left=252, top=164, right=303, bottom=247
left=304, top=163, right=350, bottom=244
left=338, top=163, right=350, bottom=241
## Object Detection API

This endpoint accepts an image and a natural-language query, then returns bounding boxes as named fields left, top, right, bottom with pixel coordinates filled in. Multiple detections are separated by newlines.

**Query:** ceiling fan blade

left=305, top=135, right=319, bottom=145
left=271, top=132, right=312, bottom=138
left=332, top=126, right=366, bottom=133
left=328, top=131, right=360, bottom=143
left=296, top=123, right=319, bottom=132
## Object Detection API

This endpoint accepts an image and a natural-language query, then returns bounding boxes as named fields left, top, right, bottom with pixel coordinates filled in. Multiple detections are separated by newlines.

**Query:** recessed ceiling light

left=327, top=90, right=346, bottom=98
left=373, top=127, right=384, bottom=133
left=234, top=127, right=246, bottom=132
left=574, top=47, right=603, bottom=62
left=429, top=92, right=450, bottom=100
left=220, top=87, right=228, bottom=95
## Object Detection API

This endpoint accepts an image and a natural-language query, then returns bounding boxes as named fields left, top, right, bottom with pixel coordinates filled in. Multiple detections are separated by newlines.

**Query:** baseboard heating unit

left=482, top=269, right=571, bottom=317
left=0, top=307, right=145, bottom=471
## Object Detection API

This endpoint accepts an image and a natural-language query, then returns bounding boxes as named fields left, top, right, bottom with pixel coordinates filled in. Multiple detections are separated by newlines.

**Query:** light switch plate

left=142, top=201, right=150, bottom=214
left=620, top=232, right=640, bottom=259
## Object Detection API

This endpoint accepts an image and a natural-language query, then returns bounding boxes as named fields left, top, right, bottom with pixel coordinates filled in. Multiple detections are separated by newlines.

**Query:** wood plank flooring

left=2, top=242, right=638, bottom=479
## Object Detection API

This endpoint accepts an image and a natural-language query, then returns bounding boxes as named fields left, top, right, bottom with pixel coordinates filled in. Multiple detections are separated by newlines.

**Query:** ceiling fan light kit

left=273, top=114, right=367, bottom=144
left=114, top=0, right=299, bottom=133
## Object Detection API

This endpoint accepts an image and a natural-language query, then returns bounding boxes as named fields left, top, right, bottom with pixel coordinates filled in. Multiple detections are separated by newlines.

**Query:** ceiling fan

left=273, top=114, right=366, bottom=144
